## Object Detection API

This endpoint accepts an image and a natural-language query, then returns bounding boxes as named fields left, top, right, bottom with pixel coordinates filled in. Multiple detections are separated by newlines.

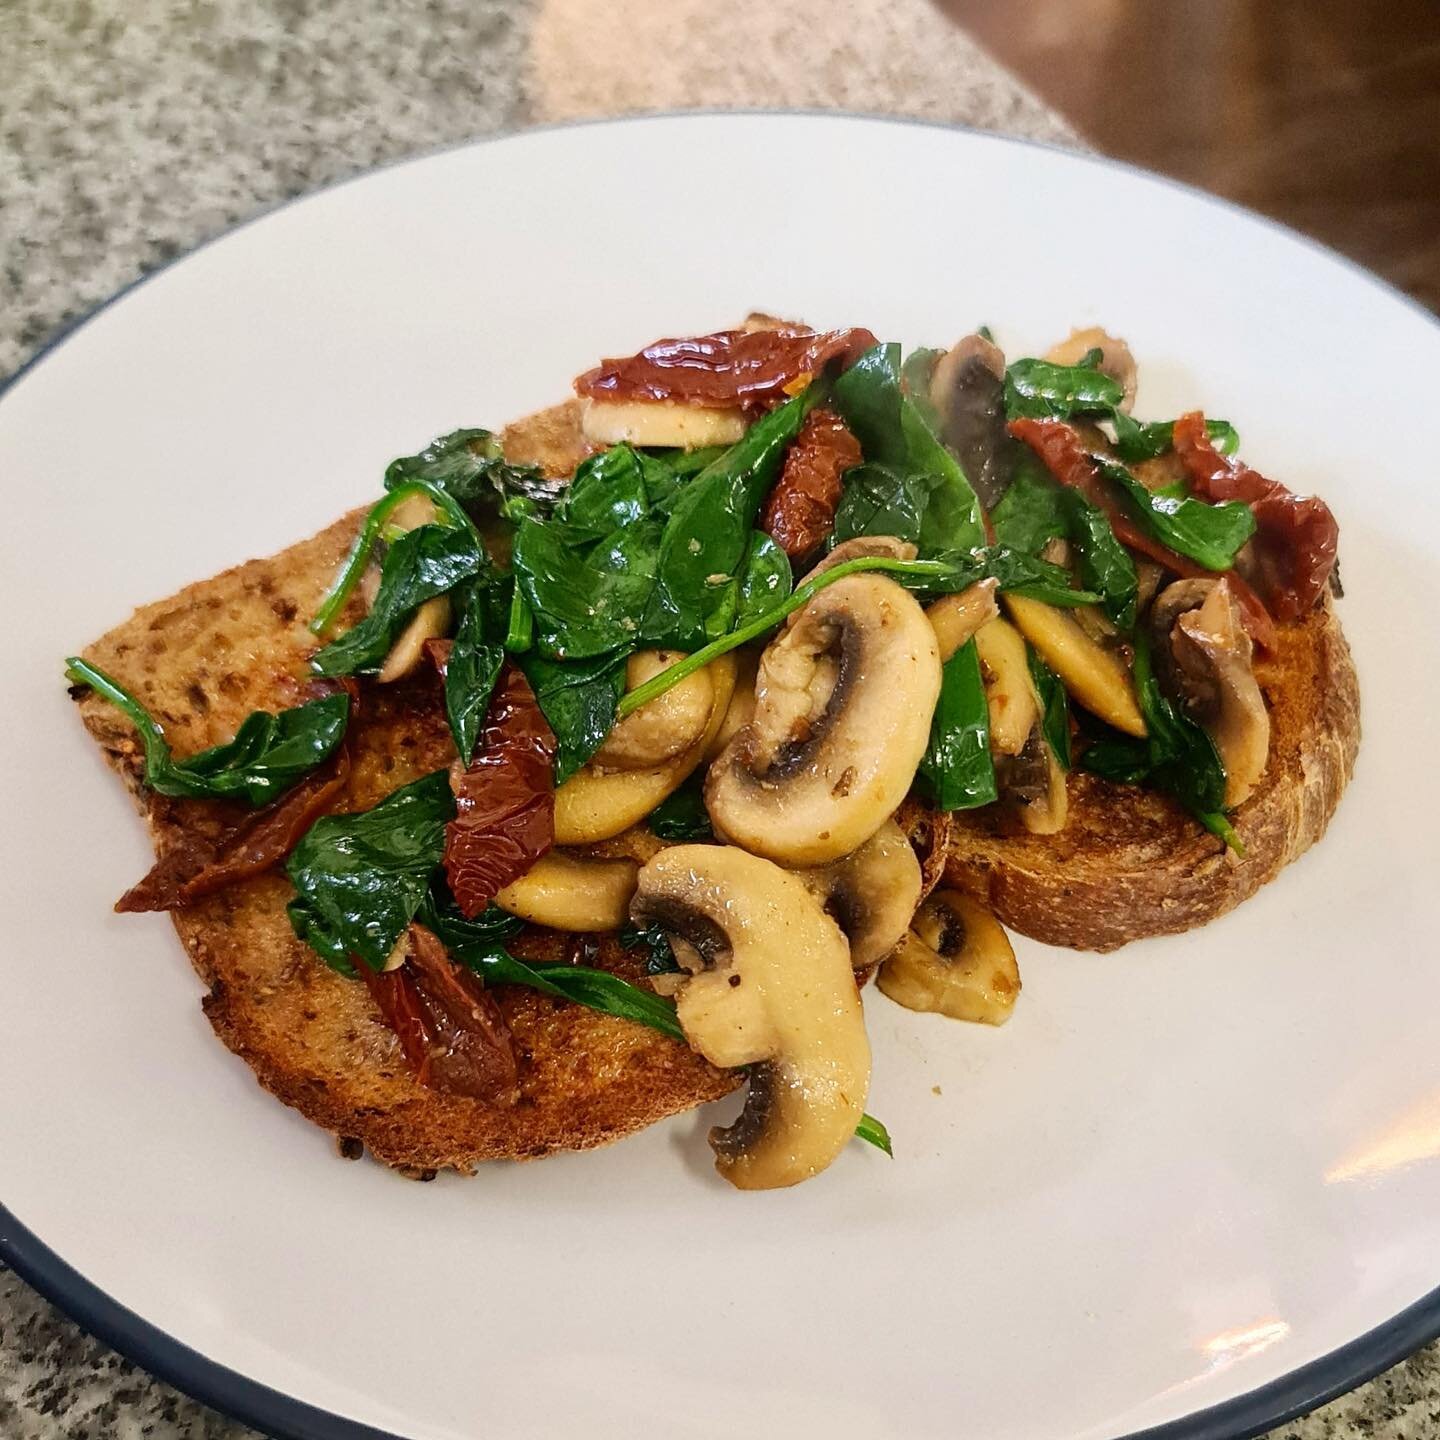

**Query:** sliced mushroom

left=1044, top=327, right=1138, bottom=413
left=792, top=534, right=917, bottom=595
left=375, top=493, right=454, bottom=682
left=794, top=820, right=923, bottom=970
left=494, top=852, right=639, bottom=932
left=878, top=890, right=1020, bottom=1025
left=592, top=650, right=714, bottom=771
left=1001, top=726, right=1069, bottom=836
left=377, top=596, right=453, bottom=683
left=928, top=334, right=1014, bottom=509
left=707, top=573, right=942, bottom=865
left=1156, top=579, right=1271, bottom=807
left=973, top=616, right=1039, bottom=757
left=553, top=654, right=737, bottom=844
left=704, top=648, right=758, bottom=760
left=581, top=398, right=747, bottom=450
left=926, top=578, right=1000, bottom=662
left=1004, top=594, right=1146, bottom=738
left=632, top=845, right=870, bottom=1190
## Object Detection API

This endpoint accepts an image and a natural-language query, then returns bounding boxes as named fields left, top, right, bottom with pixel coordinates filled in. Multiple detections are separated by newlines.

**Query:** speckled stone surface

left=0, top=2, right=1431, bottom=1438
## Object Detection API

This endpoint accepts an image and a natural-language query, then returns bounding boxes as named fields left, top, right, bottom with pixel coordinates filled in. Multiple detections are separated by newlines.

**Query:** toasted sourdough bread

left=74, top=478, right=734, bottom=1176
left=944, top=600, right=1360, bottom=951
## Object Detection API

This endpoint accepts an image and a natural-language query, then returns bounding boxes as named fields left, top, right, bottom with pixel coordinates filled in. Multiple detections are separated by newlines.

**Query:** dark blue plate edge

left=4, top=111, right=1439, bottom=1440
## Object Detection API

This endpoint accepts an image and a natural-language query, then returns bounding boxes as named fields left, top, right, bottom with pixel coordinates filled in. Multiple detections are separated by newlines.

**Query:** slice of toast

left=943, top=600, right=1360, bottom=951
left=74, top=510, right=734, bottom=1175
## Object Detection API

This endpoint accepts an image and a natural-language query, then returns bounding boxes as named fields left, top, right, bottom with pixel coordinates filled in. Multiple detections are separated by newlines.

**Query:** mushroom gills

left=794, top=819, right=923, bottom=970
left=706, top=572, right=942, bottom=865
left=878, top=890, right=1020, bottom=1025
left=632, top=845, right=870, bottom=1190
left=494, top=852, right=638, bottom=932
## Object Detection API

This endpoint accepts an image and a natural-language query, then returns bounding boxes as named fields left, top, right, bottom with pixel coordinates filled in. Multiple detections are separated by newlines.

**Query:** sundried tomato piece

left=760, top=408, right=863, bottom=560
left=443, top=663, right=557, bottom=918
left=362, top=923, right=518, bottom=1100
left=1172, top=412, right=1338, bottom=622
left=575, top=327, right=878, bottom=411
left=1009, top=417, right=1277, bottom=652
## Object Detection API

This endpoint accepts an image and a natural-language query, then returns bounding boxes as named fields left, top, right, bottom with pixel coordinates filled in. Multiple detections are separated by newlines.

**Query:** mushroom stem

left=494, top=852, right=638, bottom=932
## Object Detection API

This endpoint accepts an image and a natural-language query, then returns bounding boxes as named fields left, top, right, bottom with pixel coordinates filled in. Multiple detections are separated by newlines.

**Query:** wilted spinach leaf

left=989, top=455, right=1068, bottom=555
left=1082, top=635, right=1238, bottom=850
left=833, top=343, right=986, bottom=555
left=1057, top=488, right=1140, bottom=630
left=735, top=531, right=793, bottom=626
left=915, top=639, right=997, bottom=811
left=643, top=387, right=819, bottom=649
left=619, top=922, right=681, bottom=974
left=383, top=427, right=562, bottom=519
left=1112, top=414, right=1239, bottom=464
left=1004, top=354, right=1125, bottom=421
left=647, top=772, right=712, bottom=840
left=286, top=770, right=456, bottom=972
left=446, top=575, right=511, bottom=763
left=518, top=649, right=629, bottom=784
left=833, top=464, right=939, bottom=546
left=1094, top=454, right=1255, bottom=572
left=65, top=658, right=349, bottom=807
left=312, top=522, right=486, bottom=677
left=1027, top=648, right=1071, bottom=770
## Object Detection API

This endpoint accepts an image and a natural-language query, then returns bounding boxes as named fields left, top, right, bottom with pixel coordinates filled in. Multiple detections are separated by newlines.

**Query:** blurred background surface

left=943, top=0, right=1440, bottom=311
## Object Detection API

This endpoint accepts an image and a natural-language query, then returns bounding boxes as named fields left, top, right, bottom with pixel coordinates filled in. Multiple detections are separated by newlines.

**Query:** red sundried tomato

left=1172, top=412, right=1338, bottom=623
left=1008, top=417, right=1277, bottom=652
left=443, top=664, right=557, bottom=918
left=760, top=408, right=864, bottom=560
left=575, top=327, right=878, bottom=411
left=363, top=923, right=518, bottom=1100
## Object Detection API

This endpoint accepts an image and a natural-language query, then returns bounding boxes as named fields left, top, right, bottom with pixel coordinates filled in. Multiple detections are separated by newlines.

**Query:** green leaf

left=618, top=922, right=681, bottom=974
left=833, top=464, right=940, bottom=546
left=382, top=427, right=561, bottom=519
left=512, top=512, right=662, bottom=660
left=311, top=522, right=485, bottom=676
left=643, top=387, right=819, bottom=649
left=917, top=639, right=997, bottom=811
left=445, top=578, right=509, bottom=764
left=1057, top=489, right=1139, bottom=630
left=65, top=658, right=349, bottom=807
left=559, top=444, right=657, bottom=537
left=416, top=885, right=525, bottom=947
left=459, top=942, right=687, bottom=1043
left=1004, top=355, right=1125, bottom=422
left=990, top=454, right=1068, bottom=556
left=1112, top=414, right=1240, bottom=464
left=735, top=531, right=793, bottom=627
left=1027, top=648, right=1071, bottom=770
left=1081, top=635, right=1237, bottom=848
left=833, top=344, right=986, bottom=555
left=519, top=650, right=629, bottom=784
left=286, top=771, right=456, bottom=972
left=647, top=773, right=712, bottom=840
left=899, top=346, right=945, bottom=435
left=854, top=1112, right=894, bottom=1156
left=1094, top=455, right=1256, bottom=572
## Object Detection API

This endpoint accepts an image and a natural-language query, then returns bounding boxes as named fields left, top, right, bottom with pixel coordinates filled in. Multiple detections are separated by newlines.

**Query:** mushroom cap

left=706, top=573, right=942, bottom=865
left=631, top=844, right=870, bottom=1190
left=795, top=819, right=923, bottom=970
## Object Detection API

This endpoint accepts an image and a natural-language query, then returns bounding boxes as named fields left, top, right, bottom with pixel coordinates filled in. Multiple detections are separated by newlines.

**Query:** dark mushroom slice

left=928, top=334, right=1016, bottom=509
left=632, top=845, right=871, bottom=1190
left=707, top=573, right=942, bottom=865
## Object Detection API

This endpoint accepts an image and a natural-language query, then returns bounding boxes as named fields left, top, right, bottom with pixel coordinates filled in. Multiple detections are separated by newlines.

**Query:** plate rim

left=4, top=109, right=1438, bottom=1440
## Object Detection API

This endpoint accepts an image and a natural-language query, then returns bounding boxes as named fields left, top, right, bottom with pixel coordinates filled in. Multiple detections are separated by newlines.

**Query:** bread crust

left=74, top=512, right=734, bottom=1174
left=943, top=600, right=1360, bottom=951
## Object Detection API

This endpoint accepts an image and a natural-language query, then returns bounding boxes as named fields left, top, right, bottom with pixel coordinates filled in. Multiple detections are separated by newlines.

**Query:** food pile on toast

left=67, top=317, right=1358, bottom=1189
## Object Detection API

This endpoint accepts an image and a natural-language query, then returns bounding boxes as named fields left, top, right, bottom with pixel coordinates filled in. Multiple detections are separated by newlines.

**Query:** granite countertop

left=0, top=1, right=1432, bottom=1436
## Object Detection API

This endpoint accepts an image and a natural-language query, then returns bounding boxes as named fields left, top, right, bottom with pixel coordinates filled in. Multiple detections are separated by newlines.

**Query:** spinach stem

left=615, top=556, right=964, bottom=718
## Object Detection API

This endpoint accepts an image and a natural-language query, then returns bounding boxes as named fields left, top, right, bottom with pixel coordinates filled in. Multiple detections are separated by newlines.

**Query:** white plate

left=3, top=114, right=1439, bottom=1440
